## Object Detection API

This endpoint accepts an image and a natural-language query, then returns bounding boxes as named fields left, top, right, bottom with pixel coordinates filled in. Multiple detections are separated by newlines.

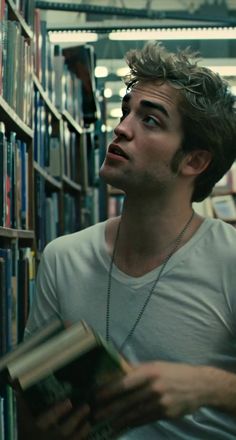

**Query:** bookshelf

left=0, top=3, right=107, bottom=439
left=0, top=0, right=118, bottom=436
left=0, top=1, right=36, bottom=438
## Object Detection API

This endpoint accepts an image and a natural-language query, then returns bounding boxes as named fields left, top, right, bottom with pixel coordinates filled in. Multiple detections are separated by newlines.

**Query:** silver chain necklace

left=106, top=210, right=195, bottom=351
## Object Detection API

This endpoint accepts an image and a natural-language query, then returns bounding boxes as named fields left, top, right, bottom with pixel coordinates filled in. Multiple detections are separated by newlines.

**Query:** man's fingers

left=60, top=405, right=91, bottom=437
left=36, top=399, right=73, bottom=430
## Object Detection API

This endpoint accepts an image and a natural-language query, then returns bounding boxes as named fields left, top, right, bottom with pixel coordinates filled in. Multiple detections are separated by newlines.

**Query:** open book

left=0, top=318, right=131, bottom=439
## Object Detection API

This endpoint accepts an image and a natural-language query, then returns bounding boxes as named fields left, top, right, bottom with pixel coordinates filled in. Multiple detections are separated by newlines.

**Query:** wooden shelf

left=0, top=95, right=33, bottom=141
left=0, top=227, right=35, bottom=240
left=33, top=74, right=61, bottom=121
left=7, top=0, right=33, bottom=39
left=34, top=161, right=62, bottom=190
left=62, top=110, right=83, bottom=134
left=62, top=174, right=82, bottom=192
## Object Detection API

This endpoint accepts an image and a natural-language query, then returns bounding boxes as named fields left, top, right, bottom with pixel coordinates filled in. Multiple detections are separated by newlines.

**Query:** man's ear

left=181, top=150, right=212, bottom=177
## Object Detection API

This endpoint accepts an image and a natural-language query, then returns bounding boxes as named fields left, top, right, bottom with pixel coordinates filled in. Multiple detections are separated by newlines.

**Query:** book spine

left=0, top=248, right=12, bottom=352
left=0, top=257, right=6, bottom=358
left=0, top=122, right=6, bottom=226
left=19, top=141, right=27, bottom=229
left=17, top=250, right=29, bottom=342
left=0, top=396, right=5, bottom=440
left=5, top=136, right=13, bottom=228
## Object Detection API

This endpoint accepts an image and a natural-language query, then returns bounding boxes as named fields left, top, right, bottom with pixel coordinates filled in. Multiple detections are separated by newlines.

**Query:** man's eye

left=144, top=115, right=160, bottom=126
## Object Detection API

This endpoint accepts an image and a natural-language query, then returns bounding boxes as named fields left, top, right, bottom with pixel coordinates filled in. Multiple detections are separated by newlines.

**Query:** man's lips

left=108, top=143, right=129, bottom=159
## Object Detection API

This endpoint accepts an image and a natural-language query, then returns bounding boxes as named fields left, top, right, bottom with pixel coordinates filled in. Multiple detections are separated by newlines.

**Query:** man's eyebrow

left=140, top=100, right=169, bottom=118
left=121, top=95, right=170, bottom=119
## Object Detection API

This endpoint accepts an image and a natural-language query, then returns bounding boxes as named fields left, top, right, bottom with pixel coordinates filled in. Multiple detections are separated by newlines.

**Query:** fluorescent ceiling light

left=231, top=86, right=236, bottom=95
left=207, top=66, right=236, bottom=76
left=119, top=87, right=126, bottom=97
left=109, top=27, right=236, bottom=41
left=95, top=66, right=108, bottom=78
left=49, top=31, right=98, bottom=43
left=104, top=87, right=113, bottom=98
left=110, top=108, right=123, bottom=118
left=116, top=67, right=130, bottom=77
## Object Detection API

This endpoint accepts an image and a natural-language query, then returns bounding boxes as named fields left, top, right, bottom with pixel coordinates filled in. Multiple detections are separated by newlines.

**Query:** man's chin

left=99, top=168, right=125, bottom=191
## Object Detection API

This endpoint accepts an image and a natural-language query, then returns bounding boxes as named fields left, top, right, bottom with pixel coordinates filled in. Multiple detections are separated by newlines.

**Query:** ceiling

left=36, top=0, right=236, bottom=128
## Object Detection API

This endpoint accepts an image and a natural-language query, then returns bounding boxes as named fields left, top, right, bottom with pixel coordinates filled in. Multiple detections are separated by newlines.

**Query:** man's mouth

left=108, top=144, right=129, bottom=159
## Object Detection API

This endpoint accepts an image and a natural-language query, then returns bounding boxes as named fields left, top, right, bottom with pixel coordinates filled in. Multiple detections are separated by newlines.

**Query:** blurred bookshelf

left=0, top=3, right=108, bottom=438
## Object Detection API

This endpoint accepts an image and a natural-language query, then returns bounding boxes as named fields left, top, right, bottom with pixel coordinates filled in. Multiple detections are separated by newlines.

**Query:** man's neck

left=106, top=195, right=203, bottom=277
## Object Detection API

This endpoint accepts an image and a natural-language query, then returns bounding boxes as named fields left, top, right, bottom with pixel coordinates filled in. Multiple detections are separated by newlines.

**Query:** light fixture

left=206, top=66, right=236, bottom=76
left=119, top=87, right=126, bottom=97
left=48, top=31, right=98, bottom=43
left=116, top=67, right=130, bottom=77
left=231, top=85, right=236, bottom=95
left=95, top=66, right=108, bottom=78
left=109, top=27, right=236, bottom=41
left=104, top=87, right=113, bottom=98
left=110, top=108, right=122, bottom=118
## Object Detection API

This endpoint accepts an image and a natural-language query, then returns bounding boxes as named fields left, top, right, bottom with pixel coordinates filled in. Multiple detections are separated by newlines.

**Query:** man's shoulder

left=206, top=218, right=236, bottom=256
left=210, top=218, right=236, bottom=239
left=43, top=221, right=106, bottom=255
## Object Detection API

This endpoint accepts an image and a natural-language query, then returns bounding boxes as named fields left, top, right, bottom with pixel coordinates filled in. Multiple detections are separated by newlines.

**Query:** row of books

left=0, top=244, right=35, bottom=356
left=33, top=88, right=61, bottom=170
left=0, top=122, right=29, bottom=229
left=12, top=0, right=35, bottom=28
left=34, top=168, right=93, bottom=251
left=63, top=193, right=81, bottom=235
left=34, top=8, right=99, bottom=125
left=53, top=45, right=84, bottom=125
left=34, top=11, right=53, bottom=98
left=0, top=18, right=33, bottom=125
left=34, top=10, right=84, bottom=125
left=34, top=173, right=60, bottom=252
left=62, top=120, right=81, bottom=182
left=0, top=243, right=35, bottom=440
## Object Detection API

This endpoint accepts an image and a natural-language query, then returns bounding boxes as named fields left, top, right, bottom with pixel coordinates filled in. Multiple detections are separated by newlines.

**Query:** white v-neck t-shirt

left=25, top=218, right=236, bottom=439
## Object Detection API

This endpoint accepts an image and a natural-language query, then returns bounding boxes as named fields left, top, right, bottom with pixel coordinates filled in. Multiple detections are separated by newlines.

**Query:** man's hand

left=17, top=394, right=91, bottom=439
left=93, top=361, right=210, bottom=435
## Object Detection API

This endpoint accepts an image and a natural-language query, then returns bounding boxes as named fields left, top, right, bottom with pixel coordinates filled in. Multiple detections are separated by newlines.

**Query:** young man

left=23, top=42, right=236, bottom=439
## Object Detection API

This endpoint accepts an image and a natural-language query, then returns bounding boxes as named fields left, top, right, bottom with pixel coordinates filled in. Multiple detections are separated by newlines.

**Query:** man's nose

left=114, top=114, right=133, bottom=139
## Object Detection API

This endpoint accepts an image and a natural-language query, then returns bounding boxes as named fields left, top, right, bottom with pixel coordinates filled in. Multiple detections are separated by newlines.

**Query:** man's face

left=99, top=81, right=184, bottom=196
